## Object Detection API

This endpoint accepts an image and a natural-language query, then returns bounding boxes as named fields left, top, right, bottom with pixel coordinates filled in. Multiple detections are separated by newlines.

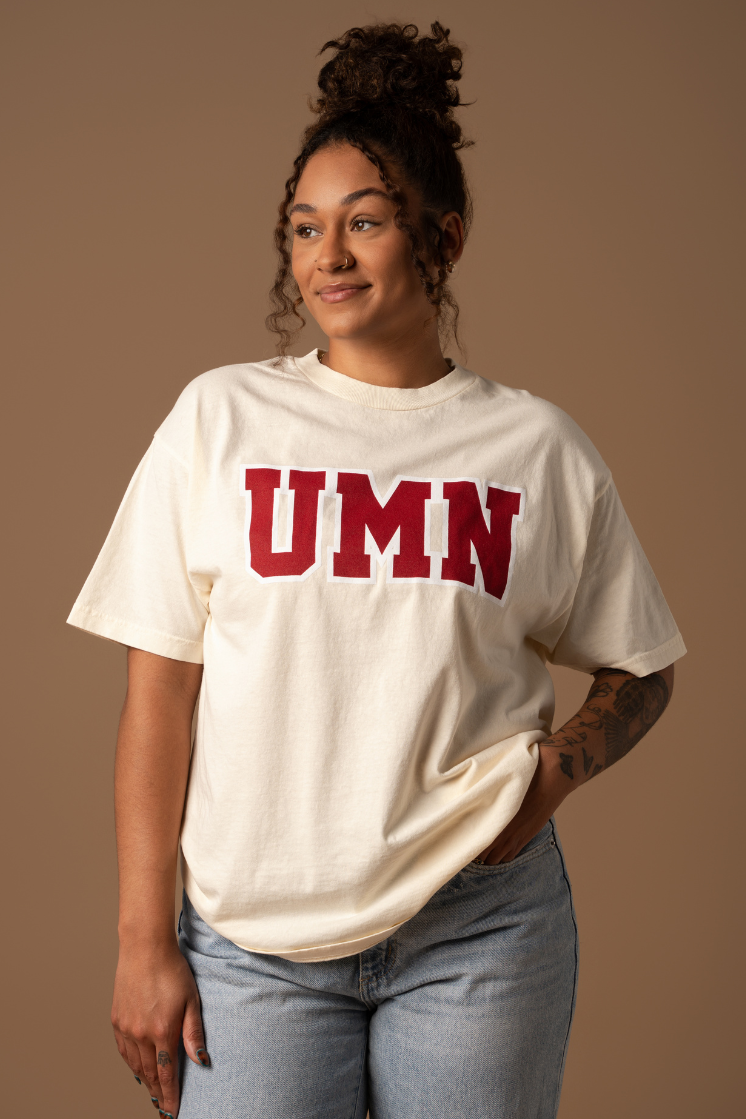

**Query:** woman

left=69, top=22, right=684, bottom=1119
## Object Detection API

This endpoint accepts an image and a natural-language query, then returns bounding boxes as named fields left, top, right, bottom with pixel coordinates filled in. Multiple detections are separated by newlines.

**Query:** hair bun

left=314, top=22, right=468, bottom=147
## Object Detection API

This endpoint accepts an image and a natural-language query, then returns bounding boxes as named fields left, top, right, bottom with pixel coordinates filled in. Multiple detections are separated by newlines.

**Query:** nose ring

left=342, top=256, right=351, bottom=269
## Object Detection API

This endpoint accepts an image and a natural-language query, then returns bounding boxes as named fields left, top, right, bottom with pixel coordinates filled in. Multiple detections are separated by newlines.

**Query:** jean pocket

left=466, top=820, right=555, bottom=875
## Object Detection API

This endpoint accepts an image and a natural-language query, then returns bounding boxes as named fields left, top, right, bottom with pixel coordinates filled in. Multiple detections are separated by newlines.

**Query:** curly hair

left=266, top=22, right=473, bottom=356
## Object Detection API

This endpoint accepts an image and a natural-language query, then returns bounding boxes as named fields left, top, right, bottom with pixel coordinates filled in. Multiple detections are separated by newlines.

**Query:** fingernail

left=196, top=1047, right=211, bottom=1067
left=134, top=1074, right=142, bottom=1084
left=150, top=1099, right=159, bottom=1108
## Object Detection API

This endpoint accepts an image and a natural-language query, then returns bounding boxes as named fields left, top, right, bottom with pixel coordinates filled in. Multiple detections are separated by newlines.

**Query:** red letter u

left=244, top=467, right=326, bottom=580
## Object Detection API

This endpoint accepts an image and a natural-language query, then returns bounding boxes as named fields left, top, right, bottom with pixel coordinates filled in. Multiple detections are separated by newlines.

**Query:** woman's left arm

left=479, top=663, right=675, bottom=864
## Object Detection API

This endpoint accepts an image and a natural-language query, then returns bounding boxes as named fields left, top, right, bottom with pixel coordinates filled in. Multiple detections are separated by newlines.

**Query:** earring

left=446, top=261, right=456, bottom=274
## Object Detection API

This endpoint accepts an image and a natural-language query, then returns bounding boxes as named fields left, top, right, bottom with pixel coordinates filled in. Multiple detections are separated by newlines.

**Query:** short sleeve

left=67, top=435, right=208, bottom=663
left=547, top=481, right=686, bottom=676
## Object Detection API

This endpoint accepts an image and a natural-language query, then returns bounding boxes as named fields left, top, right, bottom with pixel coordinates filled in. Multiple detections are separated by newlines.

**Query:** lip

left=317, top=284, right=370, bottom=304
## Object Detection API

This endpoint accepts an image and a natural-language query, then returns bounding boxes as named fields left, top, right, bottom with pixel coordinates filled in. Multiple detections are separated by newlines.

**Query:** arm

left=479, top=663, right=675, bottom=865
left=111, top=648, right=207, bottom=1118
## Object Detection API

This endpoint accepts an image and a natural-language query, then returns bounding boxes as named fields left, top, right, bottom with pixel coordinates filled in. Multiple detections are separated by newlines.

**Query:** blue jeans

left=177, top=819, right=578, bottom=1118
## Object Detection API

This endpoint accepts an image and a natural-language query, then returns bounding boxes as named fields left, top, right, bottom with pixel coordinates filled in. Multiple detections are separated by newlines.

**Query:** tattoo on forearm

left=546, top=667, right=670, bottom=782
left=600, top=672, right=670, bottom=766
left=157, top=1051, right=171, bottom=1067
left=559, top=752, right=574, bottom=779
left=548, top=704, right=604, bottom=759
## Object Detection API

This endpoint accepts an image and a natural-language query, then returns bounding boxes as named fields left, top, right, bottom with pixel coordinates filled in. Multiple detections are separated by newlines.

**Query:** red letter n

left=244, top=467, right=326, bottom=580
left=441, top=480, right=523, bottom=601
left=332, top=472, right=431, bottom=581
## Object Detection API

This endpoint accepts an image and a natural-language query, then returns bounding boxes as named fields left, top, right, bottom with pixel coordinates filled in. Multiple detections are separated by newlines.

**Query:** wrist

left=537, top=744, right=577, bottom=800
left=117, top=933, right=180, bottom=963
left=118, top=913, right=179, bottom=954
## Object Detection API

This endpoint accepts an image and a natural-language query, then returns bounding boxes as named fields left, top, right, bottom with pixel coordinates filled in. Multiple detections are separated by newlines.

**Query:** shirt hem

left=182, top=877, right=406, bottom=961
left=67, top=604, right=204, bottom=664
left=611, top=632, right=686, bottom=677
left=550, top=632, right=686, bottom=677
left=236, top=922, right=406, bottom=962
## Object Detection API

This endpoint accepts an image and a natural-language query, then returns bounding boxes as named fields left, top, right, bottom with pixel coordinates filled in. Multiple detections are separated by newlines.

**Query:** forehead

left=294, top=144, right=388, bottom=208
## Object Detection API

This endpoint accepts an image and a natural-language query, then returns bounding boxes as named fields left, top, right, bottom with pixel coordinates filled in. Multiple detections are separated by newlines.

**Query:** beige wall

left=2, top=2, right=743, bottom=1115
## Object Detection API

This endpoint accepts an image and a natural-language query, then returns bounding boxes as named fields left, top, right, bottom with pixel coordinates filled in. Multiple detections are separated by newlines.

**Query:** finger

left=113, top=1025, right=130, bottom=1067
left=116, top=1029, right=157, bottom=1103
left=481, top=835, right=513, bottom=864
left=121, top=1034, right=147, bottom=1083
left=477, top=839, right=501, bottom=862
left=485, top=835, right=525, bottom=864
left=478, top=822, right=522, bottom=863
left=503, top=832, right=534, bottom=862
left=135, top=1040, right=163, bottom=1111
left=182, top=994, right=210, bottom=1068
left=498, top=845, right=521, bottom=863
left=155, top=1039, right=180, bottom=1118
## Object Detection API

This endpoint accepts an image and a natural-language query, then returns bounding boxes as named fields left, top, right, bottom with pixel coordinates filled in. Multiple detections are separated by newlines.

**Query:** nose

left=315, top=229, right=354, bottom=273
left=316, top=253, right=353, bottom=272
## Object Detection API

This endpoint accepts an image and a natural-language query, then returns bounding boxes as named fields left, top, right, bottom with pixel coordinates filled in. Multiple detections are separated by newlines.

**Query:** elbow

left=658, top=662, right=675, bottom=709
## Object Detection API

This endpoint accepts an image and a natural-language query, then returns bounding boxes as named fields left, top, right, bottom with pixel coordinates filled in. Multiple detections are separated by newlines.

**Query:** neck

left=322, top=329, right=451, bottom=389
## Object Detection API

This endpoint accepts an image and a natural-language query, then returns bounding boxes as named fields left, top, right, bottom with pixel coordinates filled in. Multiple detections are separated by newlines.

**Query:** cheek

left=290, top=244, right=309, bottom=289
left=291, top=236, right=327, bottom=291
left=371, top=240, right=422, bottom=298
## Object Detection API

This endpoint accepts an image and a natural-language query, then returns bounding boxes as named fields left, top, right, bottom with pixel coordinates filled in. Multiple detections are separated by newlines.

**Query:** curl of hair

left=267, top=22, right=473, bottom=357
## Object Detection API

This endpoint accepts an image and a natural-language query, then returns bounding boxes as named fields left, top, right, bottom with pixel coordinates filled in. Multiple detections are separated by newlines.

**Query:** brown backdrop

left=2, top=2, right=744, bottom=1116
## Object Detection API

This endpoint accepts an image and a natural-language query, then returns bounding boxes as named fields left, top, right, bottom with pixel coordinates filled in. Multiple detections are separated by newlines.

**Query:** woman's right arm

left=112, top=648, right=207, bottom=1118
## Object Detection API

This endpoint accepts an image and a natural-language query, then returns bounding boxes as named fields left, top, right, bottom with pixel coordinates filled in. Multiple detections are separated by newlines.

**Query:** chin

left=314, top=313, right=375, bottom=339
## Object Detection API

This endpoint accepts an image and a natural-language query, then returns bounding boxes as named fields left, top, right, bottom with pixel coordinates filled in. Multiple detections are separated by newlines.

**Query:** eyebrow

left=288, top=187, right=389, bottom=216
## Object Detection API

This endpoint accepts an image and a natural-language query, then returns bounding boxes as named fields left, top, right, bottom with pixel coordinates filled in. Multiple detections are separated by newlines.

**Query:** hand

left=478, top=747, right=569, bottom=865
left=112, top=940, right=209, bottom=1117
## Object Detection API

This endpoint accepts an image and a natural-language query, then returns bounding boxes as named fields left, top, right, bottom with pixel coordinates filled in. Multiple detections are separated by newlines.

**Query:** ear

left=438, top=211, right=465, bottom=267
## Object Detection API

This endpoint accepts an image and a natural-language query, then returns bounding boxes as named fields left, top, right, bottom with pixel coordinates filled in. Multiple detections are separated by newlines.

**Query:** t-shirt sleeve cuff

left=67, top=604, right=204, bottom=664
left=606, top=632, right=686, bottom=677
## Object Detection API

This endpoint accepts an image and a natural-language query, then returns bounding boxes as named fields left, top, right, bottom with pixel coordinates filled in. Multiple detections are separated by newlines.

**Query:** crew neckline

left=293, top=350, right=476, bottom=411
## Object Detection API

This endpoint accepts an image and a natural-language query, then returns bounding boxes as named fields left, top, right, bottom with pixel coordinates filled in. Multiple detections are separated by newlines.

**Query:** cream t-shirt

left=68, top=351, right=685, bottom=961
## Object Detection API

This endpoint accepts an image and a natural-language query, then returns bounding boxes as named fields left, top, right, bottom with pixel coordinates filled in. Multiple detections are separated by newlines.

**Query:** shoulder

left=470, top=373, right=606, bottom=459
left=468, top=373, right=611, bottom=496
left=152, top=357, right=303, bottom=459
left=164, top=356, right=300, bottom=413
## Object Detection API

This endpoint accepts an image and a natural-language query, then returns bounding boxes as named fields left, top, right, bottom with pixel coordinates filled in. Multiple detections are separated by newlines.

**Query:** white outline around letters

left=241, top=464, right=328, bottom=584
left=240, top=465, right=525, bottom=601
left=432, top=475, right=525, bottom=604
left=327, top=469, right=434, bottom=586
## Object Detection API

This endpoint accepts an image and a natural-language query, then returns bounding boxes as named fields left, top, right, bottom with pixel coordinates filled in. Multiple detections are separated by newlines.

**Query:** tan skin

left=114, top=143, right=675, bottom=1115
left=289, top=142, right=464, bottom=387
left=113, top=651, right=204, bottom=1117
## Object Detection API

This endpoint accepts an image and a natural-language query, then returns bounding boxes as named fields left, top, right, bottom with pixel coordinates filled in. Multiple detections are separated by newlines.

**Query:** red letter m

left=332, top=472, right=431, bottom=581
left=441, top=480, right=523, bottom=601
left=244, top=466, right=326, bottom=580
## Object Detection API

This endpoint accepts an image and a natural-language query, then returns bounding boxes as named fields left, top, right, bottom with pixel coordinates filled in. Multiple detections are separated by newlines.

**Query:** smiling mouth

left=317, top=284, right=370, bottom=304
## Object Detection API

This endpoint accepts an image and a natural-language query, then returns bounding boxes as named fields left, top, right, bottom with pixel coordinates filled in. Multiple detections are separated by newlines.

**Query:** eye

left=351, top=219, right=377, bottom=232
left=294, top=225, right=320, bottom=238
